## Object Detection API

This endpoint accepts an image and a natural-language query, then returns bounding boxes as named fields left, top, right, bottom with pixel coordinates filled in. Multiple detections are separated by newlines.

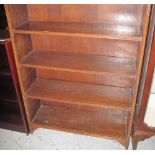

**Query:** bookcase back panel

left=37, top=68, right=134, bottom=88
left=31, top=35, right=139, bottom=58
left=25, top=98, right=40, bottom=120
left=14, top=34, right=32, bottom=61
left=12, top=34, right=35, bottom=92
left=6, top=5, right=28, bottom=28
left=21, top=69, right=36, bottom=91
left=27, top=4, right=143, bottom=25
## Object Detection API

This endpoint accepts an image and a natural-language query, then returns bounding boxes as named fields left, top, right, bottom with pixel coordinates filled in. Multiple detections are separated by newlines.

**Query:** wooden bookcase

left=0, top=30, right=28, bottom=133
left=5, top=4, right=151, bottom=149
left=0, top=4, right=28, bottom=133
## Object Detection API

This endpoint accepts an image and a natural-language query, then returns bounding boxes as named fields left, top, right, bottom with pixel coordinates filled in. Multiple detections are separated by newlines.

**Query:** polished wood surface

left=0, top=38, right=28, bottom=132
left=126, top=5, right=151, bottom=149
left=0, top=41, right=26, bottom=132
left=27, top=5, right=143, bottom=25
left=31, top=34, right=139, bottom=58
left=21, top=51, right=136, bottom=78
left=5, top=40, right=29, bottom=133
left=25, top=78, right=132, bottom=110
left=32, top=103, right=128, bottom=139
left=5, top=4, right=151, bottom=149
left=0, top=11, right=29, bottom=133
left=132, top=5, right=155, bottom=149
left=37, top=69, right=134, bottom=88
left=15, top=21, right=142, bottom=41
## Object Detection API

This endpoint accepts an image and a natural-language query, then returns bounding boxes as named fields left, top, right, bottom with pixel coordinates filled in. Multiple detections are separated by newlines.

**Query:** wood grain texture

left=32, top=103, right=129, bottom=139
left=6, top=5, right=28, bottom=28
left=4, top=4, right=151, bottom=149
left=0, top=38, right=28, bottom=132
left=37, top=68, right=135, bottom=88
left=0, top=5, right=29, bottom=133
left=25, top=78, right=132, bottom=110
left=27, top=4, right=143, bottom=25
left=31, top=34, right=139, bottom=58
left=4, top=40, right=29, bottom=133
left=5, top=4, right=35, bottom=132
left=21, top=51, right=136, bottom=79
left=126, top=4, right=152, bottom=149
left=15, top=21, right=142, bottom=41
left=132, top=6, right=155, bottom=149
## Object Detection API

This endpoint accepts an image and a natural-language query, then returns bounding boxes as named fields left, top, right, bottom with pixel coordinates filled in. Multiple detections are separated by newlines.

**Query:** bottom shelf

left=0, top=101, right=25, bottom=132
left=31, top=101, right=129, bottom=139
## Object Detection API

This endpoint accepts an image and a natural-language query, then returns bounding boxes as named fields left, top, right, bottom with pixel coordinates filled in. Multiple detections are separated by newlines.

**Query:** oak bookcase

left=5, top=4, right=151, bottom=149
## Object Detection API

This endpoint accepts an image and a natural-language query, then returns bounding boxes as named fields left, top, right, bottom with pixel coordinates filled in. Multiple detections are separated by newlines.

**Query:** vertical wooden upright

left=132, top=5, right=155, bottom=150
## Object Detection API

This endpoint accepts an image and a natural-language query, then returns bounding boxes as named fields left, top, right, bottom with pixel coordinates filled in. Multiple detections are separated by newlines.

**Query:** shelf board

left=15, top=21, right=142, bottom=41
left=21, top=51, right=136, bottom=79
left=31, top=105, right=128, bottom=139
left=25, top=78, right=132, bottom=110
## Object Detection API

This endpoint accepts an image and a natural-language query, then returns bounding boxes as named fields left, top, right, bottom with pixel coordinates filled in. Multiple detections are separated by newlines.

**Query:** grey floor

left=0, top=128, right=155, bottom=150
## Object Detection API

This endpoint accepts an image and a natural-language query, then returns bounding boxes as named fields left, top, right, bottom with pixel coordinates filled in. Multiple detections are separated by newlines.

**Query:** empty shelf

left=25, top=78, right=132, bottom=110
left=31, top=104, right=128, bottom=139
left=15, top=21, right=142, bottom=41
left=21, top=51, right=136, bottom=79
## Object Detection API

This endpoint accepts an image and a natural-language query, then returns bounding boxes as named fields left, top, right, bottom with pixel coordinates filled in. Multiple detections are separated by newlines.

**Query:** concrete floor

left=0, top=128, right=155, bottom=150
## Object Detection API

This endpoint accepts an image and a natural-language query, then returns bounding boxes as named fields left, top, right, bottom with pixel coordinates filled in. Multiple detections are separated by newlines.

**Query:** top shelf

left=14, top=21, right=142, bottom=41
